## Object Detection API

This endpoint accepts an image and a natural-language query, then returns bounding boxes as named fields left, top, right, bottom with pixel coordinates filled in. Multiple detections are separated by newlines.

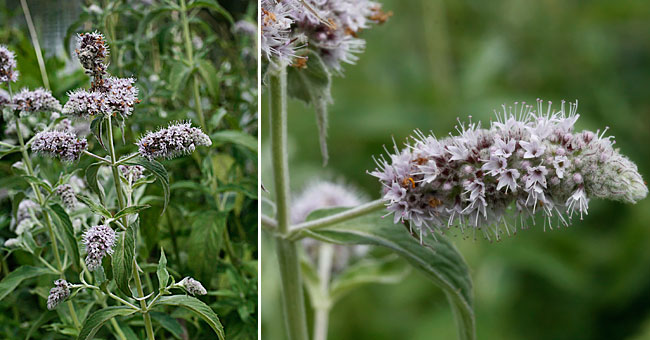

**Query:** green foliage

left=154, top=295, right=226, bottom=340
left=77, top=306, right=136, bottom=340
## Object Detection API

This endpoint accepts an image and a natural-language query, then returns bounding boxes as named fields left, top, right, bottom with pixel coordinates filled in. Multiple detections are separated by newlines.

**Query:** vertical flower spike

left=82, top=225, right=116, bottom=271
left=179, top=277, right=207, bottom=296
left=12, top=88, right=62, bottom=115
left=31, top=131, right=88, bottom=162
left=75, top=31, right=109, bottom=89
left=370, top=100, right=648, bottom=242
left=136, top=122, right=212, bottom=160
left=292, top=180, right=369, bottom=272
left=46, top=279, right=70, bottom=310
left=0, top=45, right=19, bottom=83
left=55, top=184, right=77, bottom=209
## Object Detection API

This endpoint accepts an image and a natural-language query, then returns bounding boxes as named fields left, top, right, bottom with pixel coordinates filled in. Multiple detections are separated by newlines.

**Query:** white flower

left=497, top=169, right=520, bottom=193
left=482, top=155, right=507, bottom=176
left=519, top=135, right=546, bottom=159
left=552, top=155, right=569, bottom=179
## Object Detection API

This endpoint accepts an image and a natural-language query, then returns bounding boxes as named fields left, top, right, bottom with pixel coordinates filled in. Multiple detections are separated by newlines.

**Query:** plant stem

left=15, top=118, right=81, bottom=330
left=313, top=244, right=334, bottom=340
left=19, top=0, right=50, bottom=89
left=107, top=116, right=155, bottom=340
left=179, top=0, right=207, bottom=131
left=269, top=67, right=309, bottom=340
left=287, top=199, right=385, bottom=240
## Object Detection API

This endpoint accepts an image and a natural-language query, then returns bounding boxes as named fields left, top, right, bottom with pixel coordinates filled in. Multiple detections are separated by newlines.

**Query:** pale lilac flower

left=371, top=100, right=648, bottom=241
left=136, top=122, right=212, bottom=160
left=0, top=45, right=18, bottom=83
left=103, top=77, right=138, bottom=119
left=31, top=131, right=88, bottom=162
left=76, top=32, right=109, bottom=88
left=82, top=225, right=116, bottom=271
left=234, top=20, right=257, bottom=36
left=47, top=279, right=70, bottom=310
left=62, top=89, right=109, bottom=118
left=55, top=184, right=77, bottom=209
left=179, top=277, right=207, bottom=295
left=13, top=88, right=62, bottom=115
left=119, top=164, right=145, bottom=180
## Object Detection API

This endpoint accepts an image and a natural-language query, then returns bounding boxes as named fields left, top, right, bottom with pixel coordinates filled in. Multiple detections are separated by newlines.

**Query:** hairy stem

left=107, top=116, right=155, bottom=340
left=179, top=0, right=207, bottom=131
left=269, top=67, right=309, bottom=340
left=313, top=244, right=334, bottom=340
left=20, top=0, right=50, bottom=89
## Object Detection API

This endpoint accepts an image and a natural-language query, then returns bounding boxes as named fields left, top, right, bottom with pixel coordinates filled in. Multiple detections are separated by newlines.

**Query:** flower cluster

left=292, top=180, right=369, bottom=271
left=103, top=77, right=138, bottom=118
left=82, top=225, right=116, bottom=271
left=119, top=164, right=145, bottom=181
left=55, top=184, right=77, bottom=209
left=179, top=277, right=207, bottom=296
left=261, top=0, right=390, bottom=72
left=31, top=131, right=88, bottom=162
left=371, top=100, right=648, bottom=241
left=12, top=88, right=62, bottom=115
left=46, top=279, right=70, bottom=310
left=0, top=45, right=18, bottom=83
left=12, top=199, right=40, bottom=233
left=62, top=89, right=109, bottom=118
left=136, top=122, right=212, bottom=160
left=75, top=31, right=109, bottom=88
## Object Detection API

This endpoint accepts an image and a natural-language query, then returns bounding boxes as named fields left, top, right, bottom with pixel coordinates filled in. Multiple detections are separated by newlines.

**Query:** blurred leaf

left=112, top=221, right=136, bottom=297
left=0, top=266, right=54, bottom=301
left=197, top=58, right=220, bottom=99
left=21, top=175, right=53, bottom=194
left=76, top=194, right=112, bottom=219
left=0, top=145, right=20, bottom=159
left=85, top=162, right=105, bottom=204
left=210, top=130, right=257, bottom=153
left=47, top=203, right=81, bottom=269
left=304, top=208, right=475, bottom=340
left=157, top=247, right=170, bottom=290
left=188, top=210, right=224, bottom=280
left=169, top=61, right=194, bottom=100
left=113, top=204, right=151, bottom=221
left=76, top=306, right=136, bottom=340
left=89, top=116, right=106, bottom=150
left=330, top=255, right=409, bottom=303
left=131, top=158, right=170, bottom=213
left=150, top=311, right=183, bottom=339
left=154, top=295, right=225, bottom=340
left=187, top=0, right=234, bottom=24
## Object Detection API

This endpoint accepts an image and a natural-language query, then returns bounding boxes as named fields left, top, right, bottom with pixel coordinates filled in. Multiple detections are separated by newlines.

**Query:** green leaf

left=210, top=130, right=257, bottom=153
left=112, top=222, right=136, bottom=297
left=85, top=162, right=105, bottom=204
left=187, top=0, right=234, bottom=23
left=304, top=208, right=476, bottom=340
left=169, top=61, right=194, bottom=100
left=150, top=311, right=183, bottom=339
left=21, top=175, right=54, bottom=194
left=153, top=295, right=225, bottom=340
left=0, top=266, right=54, bottom=301
left=0, top=145, right=20, bottom=159
left=130, top=158, right=170, bottom=213
left=47, top=204, right=81, bottom=269
left=287, top=50, right=332, bottom=165
left=157, top=247, right=169, bottom=290
left=89, top=116, right=106, bottom=150
left=76, top=306, right=136, bottom=340
left=188, top=211, right=224, bottom=280
left=113, top=204, right=151, bottom=221
left=76, top=194, right=112, bottom=219
left=329, top=255, right=409, bottom=303
left=196, top=58, right=220, bottom=99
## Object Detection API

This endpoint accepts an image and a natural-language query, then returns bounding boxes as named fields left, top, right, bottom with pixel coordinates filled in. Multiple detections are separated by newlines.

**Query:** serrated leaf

left=85, top=162, right=105, bottom=204
left=76, top=306, right=136, bottom=340
left=303, top=208, right=475, bottom=340
left=210, top=130, right=257, bottom=153
left=287, top=50, right=332, bottom=165
left=153, top=295, right=225, bottom=340
left=130, top=158, right=170, bottom=213
left=188, top=211, right=224, bottom=280
left=0, top=266, right=54, bottom=301
left=90, top=117, right=106, bottom=150
left=76, top=194, right=112, bottom=219
left=150, top=311, right=183, bottom=339
left=47, top=204, right=81, bottom=269
left=112, top=222, right=136, bottom=297
left=113, top=204, right=151, bottom=221
left=187, top=0, right=234, bottom=23
left=157, top=247, right=169, bottom=290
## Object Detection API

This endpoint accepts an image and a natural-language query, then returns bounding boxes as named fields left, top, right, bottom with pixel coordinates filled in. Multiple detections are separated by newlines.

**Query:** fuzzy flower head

left=55, top=184, right=77, bottom=209
left=62, top=89, right=109, bottom=118
left=261, top=0, right=301, bottom=65
left=82, top=225, right=116, bottom=271
left=31, top=131, right=87, bottom=162
left=76, top=32, right=109, bottom=87
left=292, top=180, right=369, bottom=271
left=179, top=277, right=207, bottom=296
left=371, top=100, right=648, bottom=242
left=12, top=88, right=62, bottom=115
left=136, top=122, right=212, bottom=160
left=119, top=164, right=145, bottom=181
left=103, top=77, right=138, bottom=119
left=0, top=45, right=18, bottom=83
left=47, top=279, right=70, bottom=310
left=12, top=199, right=40, bottom=232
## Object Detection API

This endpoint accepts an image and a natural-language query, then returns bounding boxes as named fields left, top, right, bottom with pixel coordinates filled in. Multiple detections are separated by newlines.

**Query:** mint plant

left=0, top=33, right=223, bottom=340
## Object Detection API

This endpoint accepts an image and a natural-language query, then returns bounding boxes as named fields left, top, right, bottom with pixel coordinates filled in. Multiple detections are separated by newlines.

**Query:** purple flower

left=103, top=77, right=138, bottom=119
left=0, top=45, right=18, bottom=83
left=76, top=32, right=109, bottom=88
left=82, top=225, right=116, bottom=271
left=13, top=88, right=62, bottom=115
left=136, top=122, right=211, bottom=160
left=55, top=184, right=77, bottom=209
left=179, top=277, right=207, bottom=295
left=47, top=279, right=70, bottom=310
left=31, top=131, right=88, bottom=162
left=63, top=89, right=109, bottom=118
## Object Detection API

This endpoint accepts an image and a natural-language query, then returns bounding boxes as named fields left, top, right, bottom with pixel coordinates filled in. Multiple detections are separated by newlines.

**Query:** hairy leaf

left=85, top=162, right=105, bottom=204
left=131, top=158, right=170, bottom=213
left=0, top=266, right=54, bottom=301
left=76, top=194, right=112, bottom=219
left=47, top=204, right=81, bottom=269
left=76, top=306, right=136, bottom=340
left=157, top=247, right=170, bottom=291
left=153, top=295, right=225, bottom=340
left=113, top=204, right=151, bottom=221
left=112, top=222, right=136, bottom=297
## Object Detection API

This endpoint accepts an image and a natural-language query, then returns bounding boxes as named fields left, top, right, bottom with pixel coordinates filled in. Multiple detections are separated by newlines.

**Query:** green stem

left=313, top=244, right=334, bottom=340
left=179, top=0, right=207, bottom=130
left=15, top=118, right=81, bottom=330
left=269, top=67, right=309, bottom=340
left=107, top=116, right=155, bottom=340
left=287, top=199, right=385, bottom=240
left=20, top=0, right=50, bottom=89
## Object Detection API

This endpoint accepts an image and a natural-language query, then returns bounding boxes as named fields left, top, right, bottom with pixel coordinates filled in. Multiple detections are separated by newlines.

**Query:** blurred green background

left=262, top=0, right=650, bottom=339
